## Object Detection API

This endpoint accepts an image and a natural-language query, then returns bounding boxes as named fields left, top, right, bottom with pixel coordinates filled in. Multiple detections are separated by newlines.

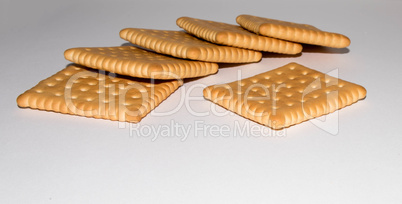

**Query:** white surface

left=1, top=0, right=402, bottom=203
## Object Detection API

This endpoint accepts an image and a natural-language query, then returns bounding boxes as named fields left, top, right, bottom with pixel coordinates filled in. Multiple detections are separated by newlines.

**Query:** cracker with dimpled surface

left=203, top=63, right=366, bottom=130
left=119, top=28, right=262, bottom=63
left=176, top=16, right=302, bottom=54
left=17, top=65, right=182, bottom=123
left=64, top=46, right=218, bottom=80
left=236, top=14, right=351, bottom=48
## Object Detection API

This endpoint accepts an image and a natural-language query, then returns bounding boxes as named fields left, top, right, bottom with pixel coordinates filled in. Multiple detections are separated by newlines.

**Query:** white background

left=1, top=0, right=402, bottom=203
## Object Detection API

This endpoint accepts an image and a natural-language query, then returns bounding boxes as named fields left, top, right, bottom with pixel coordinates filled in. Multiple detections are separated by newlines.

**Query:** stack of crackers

left=17, top=14, right=366, bottom=130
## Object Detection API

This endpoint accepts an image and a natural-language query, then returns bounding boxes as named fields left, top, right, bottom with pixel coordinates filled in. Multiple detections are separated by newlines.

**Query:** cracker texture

left=177, top=16, right=302, bottom=54
left=120, top=28, right=262, bottom=63
left=203, top=63, right=366, bottom=129
left=64, top=46, right=218, bottom=80
left=17, top=65, right=182, bottom=123
left=237, top=14, right=351, bottom=48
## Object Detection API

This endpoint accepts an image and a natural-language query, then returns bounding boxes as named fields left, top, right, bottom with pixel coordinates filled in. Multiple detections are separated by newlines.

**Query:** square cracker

left=119, top=28, right=262, bottom=63
left=64, top=46, right=218, bottom=80
left=17, top=65, right=182, bottom=123
left=203, top=63, right=366, bottom=130
left=176, top=16, right=302, bottom=54
left=236, top=14, right=351, bottom=48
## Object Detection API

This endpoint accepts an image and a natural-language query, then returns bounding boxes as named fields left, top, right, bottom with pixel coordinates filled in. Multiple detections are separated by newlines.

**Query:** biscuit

left=119, top=28, right=262, bottom=63
left=176, top=16, right=302, bottom=54
left=203, top=63, right=366, bottom=129
left=64, top=46, right=218, bottom=80
left=236, top=14, right=351, bottom=48
left=17, top=65, right=182, bottom=123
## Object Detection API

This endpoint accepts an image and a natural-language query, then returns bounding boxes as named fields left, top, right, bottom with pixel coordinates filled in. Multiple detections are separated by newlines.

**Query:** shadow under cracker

left=262, top=52, right=302, bottom=58
left=301, top=44, right=350, bottom=54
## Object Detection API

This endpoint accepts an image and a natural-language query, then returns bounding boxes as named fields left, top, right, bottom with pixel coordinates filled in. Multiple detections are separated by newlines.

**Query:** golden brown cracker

left=17, top=65, right=182, bottom=123
left=64, top=46, right=218, bottom=80
left=119, top=28, right=262, bottom=63
left=203, top=63, right=366, bottom=129
left=177, top=16, right=302, bottom=54
left=236, top=14, right=351, bottom=48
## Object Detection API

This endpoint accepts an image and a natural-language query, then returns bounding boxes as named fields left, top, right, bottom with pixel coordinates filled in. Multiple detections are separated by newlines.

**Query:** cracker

left=203, top=63, right=366, bottom=129
left=119, top=28, right=262, bottom=63
left=17, top=65, right=182, bottom=123
left=64, top=46, right=218, bottom=80
left=176, top=16, right=302, bottom=54
left=236, top=14, right=351, bottom=48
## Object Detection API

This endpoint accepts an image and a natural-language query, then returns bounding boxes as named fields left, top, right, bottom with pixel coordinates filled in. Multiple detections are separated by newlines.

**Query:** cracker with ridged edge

left=17, top=65, right=182, bottom=123
left=119, top=28, right=262, bottom=63
left=176, top=16, right=302, bottom=54
left=236, top=14, right=351, bottom=48
left=64, top=46, right=218, bottom=80
left=203, top=63, right=366, bottom=130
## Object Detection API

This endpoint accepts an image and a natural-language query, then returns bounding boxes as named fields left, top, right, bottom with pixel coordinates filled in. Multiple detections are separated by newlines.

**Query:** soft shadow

left=121, top=42, right=136, bottom=47
left=301, top=44, right=350, bottom=54
left=218, top=62, right=253, bottom=69
left=262, top=52, right=302, bottom=58
left=66, top=62, right=76, bottom=67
